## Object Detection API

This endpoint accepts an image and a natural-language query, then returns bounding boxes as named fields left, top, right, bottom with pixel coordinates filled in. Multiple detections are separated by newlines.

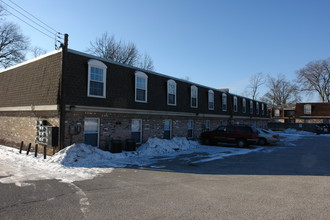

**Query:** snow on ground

left=274, top=128, right=317, bottom=142
left=0, top=129, right=321, bottom=186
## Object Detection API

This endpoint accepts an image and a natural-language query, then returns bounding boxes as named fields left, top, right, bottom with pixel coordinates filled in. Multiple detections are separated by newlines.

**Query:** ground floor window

left=187, top=120, right=194, bottom=138
left=164, top=119, right=172, bottom=139
left=131, top=119, right=142, bottom=144
left=205, top=120, right=210, bottom=131
left=84, top=118, right=99, bottom=147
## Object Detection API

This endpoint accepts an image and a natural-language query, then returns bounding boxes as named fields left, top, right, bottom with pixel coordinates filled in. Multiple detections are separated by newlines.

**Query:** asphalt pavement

left=1, top=135, right=330, bottom=219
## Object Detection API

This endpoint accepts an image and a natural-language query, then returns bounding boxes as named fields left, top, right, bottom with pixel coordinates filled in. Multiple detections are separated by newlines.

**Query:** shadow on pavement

left=126, top=136, right=330, bottom=176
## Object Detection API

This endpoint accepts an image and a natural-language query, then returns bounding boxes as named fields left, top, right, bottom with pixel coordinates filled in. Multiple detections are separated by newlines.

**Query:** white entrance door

left=84, top=118, right=99, bottom=147
left=131, top=119, right=142, bottom=144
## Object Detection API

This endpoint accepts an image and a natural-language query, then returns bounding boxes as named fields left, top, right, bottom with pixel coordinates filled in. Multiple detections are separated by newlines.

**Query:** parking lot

left=1, top=135, right=330, bottom=219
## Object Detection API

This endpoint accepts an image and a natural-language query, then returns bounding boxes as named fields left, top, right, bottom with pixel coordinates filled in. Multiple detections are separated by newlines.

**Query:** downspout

left=58, top=34, right=69, bottom=150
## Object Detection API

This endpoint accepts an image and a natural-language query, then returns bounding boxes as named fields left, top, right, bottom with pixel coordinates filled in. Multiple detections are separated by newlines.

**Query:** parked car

left=315, top=124, right=330, bottom=135
left=256, top=128, right=280, bottom=145
left=200, top=124, right=259, bottom=147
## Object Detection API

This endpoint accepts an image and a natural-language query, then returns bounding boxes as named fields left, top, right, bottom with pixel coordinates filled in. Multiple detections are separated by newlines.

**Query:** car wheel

left=258, top=138, right=267, bottom=145
left=237, top=139, right=248, bottom=148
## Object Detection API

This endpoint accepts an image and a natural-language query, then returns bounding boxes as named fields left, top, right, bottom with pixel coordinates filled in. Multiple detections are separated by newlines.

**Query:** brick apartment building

left=271, top=103, right=330, bottom=124
left=0, top=46, right=269, bottom=152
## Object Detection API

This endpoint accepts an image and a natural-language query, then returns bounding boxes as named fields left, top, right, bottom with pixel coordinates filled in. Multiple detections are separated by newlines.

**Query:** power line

left=0, top=0, right=65, bottom=49
left=8, top=0, right=61, bottom=35
left=1, top=0, right=59, bottom=37
left=1, top=5, right=55, bottom=40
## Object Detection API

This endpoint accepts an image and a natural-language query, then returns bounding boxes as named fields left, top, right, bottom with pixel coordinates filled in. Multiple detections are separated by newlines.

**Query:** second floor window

left=256, top=102, right=259, bottom=114
left=208, top=90, right=214, bottom=110
left=275, top=109, right=280, bottom=117
left=191, top=85, right=198, bottom=108
left=135, top=71, right=148, bottom=102
left=87, top=60, right=107, bottom=98
left=167, top=80, right=176, bottom=105
left=250, top=100, right=253, bottom=114
left=304, top=104, right=312, bottom=114
left=242, top=98, right=246, bottom=113
left=233, top=96, right=238, bottom=112
left=222, top=93, right=227, bottom=111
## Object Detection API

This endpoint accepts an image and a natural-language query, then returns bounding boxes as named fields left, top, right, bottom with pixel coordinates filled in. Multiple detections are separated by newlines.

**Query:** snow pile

left=0, top=145, right=113, bottom=186
left=0, top=130, right=322, bottom=186
left=277, top=128, right=315, bottom=143
left=282, top=128, right=315, bottom=136
left=138, top=137, right=198, bottom=155
left=0, top=137, right=199, bottom=186
left=49, top=143, right=126, bottom=167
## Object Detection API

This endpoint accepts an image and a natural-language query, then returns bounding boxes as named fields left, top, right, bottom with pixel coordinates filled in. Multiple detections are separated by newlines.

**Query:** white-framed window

left=256, top=102, right=259, bottom=115
left=233, top=96, right=238, bottom=112
left=205, top=120, right=210, bottom=131
left=87, top=60, right=107, bottom=98
left=164, top=119, right=172, bottom=139
left=242, top=98, right=246, bottom=113
left=250, top=100, right=253, bottom=114
left=304, top=104, right=312, bottom=114
left=208, top=90, right=214, bottom=110
left=131, top=119, right=142, bottom=144
left=191, top=85, right=198, bottom=108
left=84, top=118, right=100, bottom=147
left=187, top=120, right=194, bottom=138
left=275, top=109, right=280, bottom=117
left=135, top=71, right=148, bottom=103
left=167, top=80, right=176, bottom=106
left=222, top=93, right=227, bottom=111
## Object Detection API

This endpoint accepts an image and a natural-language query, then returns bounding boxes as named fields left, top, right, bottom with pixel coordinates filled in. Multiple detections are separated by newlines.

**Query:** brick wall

left=64, top=110, right=269, bottom=150
left=0, top=111, right=60, bottom=154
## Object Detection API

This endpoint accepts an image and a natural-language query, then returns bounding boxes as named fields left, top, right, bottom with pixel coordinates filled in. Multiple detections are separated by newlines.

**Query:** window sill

left=135, top=100, right=148, bottom=103
left=87, top=94, right=106, bottom=99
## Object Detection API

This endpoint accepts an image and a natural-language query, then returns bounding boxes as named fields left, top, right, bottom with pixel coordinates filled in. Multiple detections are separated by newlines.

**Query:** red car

left=200, top=124, right=259, bottom=147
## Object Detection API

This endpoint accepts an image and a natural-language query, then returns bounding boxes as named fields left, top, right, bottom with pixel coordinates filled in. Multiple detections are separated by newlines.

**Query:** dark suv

left=200, top=124, right=259, bottom=147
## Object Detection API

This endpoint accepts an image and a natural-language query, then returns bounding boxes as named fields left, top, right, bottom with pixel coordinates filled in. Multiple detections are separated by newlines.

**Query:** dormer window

left=135, top=71, right=148, bottom=103
left=191, top=85, right=198, bottom=108
left=275, top=109, right=280, bottom=117
left=167, top=79, right=176, bottom=106
left=208, top=90, right=214, bottom=110
left=242, top=98, right=246, bottom=113
left=304, top=104, right=312, bottom=114
left=256, top=102, right=259, bottom=115
left=250, top=100, right=253, bottom=114
left=222, top=93, right=227, bottom=111
left=233, top=96, right=238, bottom=112
left=87, top=60, right=107, bottom=98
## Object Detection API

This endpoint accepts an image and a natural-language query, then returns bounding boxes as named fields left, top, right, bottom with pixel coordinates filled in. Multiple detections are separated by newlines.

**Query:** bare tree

left=296, top=58, right=330, bottom=103
left=245, top=72, right=266, bottom=100
left=0, top=4, right=29, bottom=68
left=87, top=32, right=154, bottom=71
left=262, top=74, right=301, bottom=106
left=138, top=53, right=154, bottom=71
left=30, top=46, right=47, bottom=58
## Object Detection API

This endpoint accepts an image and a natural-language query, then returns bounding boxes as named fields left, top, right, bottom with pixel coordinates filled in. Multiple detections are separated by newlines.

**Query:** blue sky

left=4, top=0, right=330, bottom=100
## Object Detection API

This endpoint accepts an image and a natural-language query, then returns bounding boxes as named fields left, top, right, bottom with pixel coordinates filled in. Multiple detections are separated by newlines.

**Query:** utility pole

left=59, top=33, right=69, bottom=150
